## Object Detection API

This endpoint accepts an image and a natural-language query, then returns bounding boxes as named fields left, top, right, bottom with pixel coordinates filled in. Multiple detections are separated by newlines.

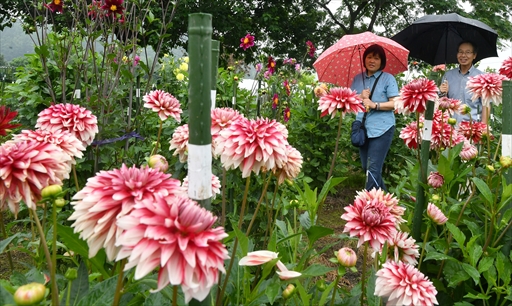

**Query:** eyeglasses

left=457, top=51, right=474, bottom=56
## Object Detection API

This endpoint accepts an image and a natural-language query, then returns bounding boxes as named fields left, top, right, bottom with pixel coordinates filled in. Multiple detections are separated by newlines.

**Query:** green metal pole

left=412, top=100, right=435, bottom=241
left=187, top=13, right=213, bottom=213
left=501, top=80, right=512, bottom=255
left=211, top=40, right=220, bottom=110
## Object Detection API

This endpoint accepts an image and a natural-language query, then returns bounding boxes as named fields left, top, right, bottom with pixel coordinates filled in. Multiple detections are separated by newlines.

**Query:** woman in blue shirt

left=350, top=44, right=399, bottom=191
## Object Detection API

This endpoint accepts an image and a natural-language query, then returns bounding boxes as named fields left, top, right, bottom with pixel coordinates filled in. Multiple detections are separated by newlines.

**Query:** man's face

left=457, top=43, right=477, bottom=66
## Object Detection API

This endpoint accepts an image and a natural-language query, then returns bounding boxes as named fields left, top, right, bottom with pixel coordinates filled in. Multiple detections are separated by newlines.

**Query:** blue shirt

left=441, top=65, right=483, bottom=122
left=351, top=70, right=399, bottom=138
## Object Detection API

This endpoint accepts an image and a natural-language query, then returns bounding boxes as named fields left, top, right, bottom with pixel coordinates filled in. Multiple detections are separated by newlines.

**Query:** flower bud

left=448, top=118, right=457, bottom=126
left=227, top=66, right=234, bottom=71
left=418, top=122, right=424, bottom=129
left=148, top=155, right=169, bottom=172
left=282, top=284, right=295, bottom=299
left=487, top=165, right=495, bottom=172
left=176, top=73, right=185, bottom=81
left=316, top=279, right=326, bottom=292
left=337, top=247, right=357, bottom=267
left=41, top=185, right=62, bottom=199
left=65, top=268, right=77, bottom=281
left=233, top=76, right=239, bottom=81
left=431, top=194, right=440, bottom=202
left=54, top=198, right=66, bottom=208
left=427, top=203, right=448, bottom=225
left=14, top=283, right=46, bottom=306
left=500, top=156, right=512, bottom=169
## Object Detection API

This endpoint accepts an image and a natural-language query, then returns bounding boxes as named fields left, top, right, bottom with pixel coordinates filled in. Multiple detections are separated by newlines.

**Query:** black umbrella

left=391, top=13, right=498, bottom=65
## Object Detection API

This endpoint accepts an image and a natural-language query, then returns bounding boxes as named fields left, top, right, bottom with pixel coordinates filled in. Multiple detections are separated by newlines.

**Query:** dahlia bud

left=54, top=198, right=66, bottom=208
left=487, top=165, right=495, bottom=172
left=337, top=247, right=357, bottom=267
left=316, top=279, right=326, bottom=292
left=233, top=76, right=239, bottom=81
left=427, top=172, right=444, bottom=189
left=41, top=185, right=62, bottom=199
left=227, top=66, right=234, bottom=71
left=500, top=156, right=512, bottom=169
left=13, top=283, right=46, bottom=306
left=427, top=203, right=448, bottom=225
left=314, top=86, right=327, bottom=97
left=282, top=284, right=295, bottom=299
left=460, top=105, right=471, bottom=115
left=448, top=118, right=457, bottom=126
left=418, top=122, right=424, bottom=129
left=65, top=268, right=78, bottom=281
left=148, top=155, right=169, bottom=172
left=431, top=194, right=440, bottom=202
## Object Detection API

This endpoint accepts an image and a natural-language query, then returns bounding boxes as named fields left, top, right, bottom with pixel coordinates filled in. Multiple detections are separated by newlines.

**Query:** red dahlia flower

left=0, top=106, right=21, bottom=136
left=499, top=56, right=512, bottom=79
left=306, top=41, right=316, bottom=58
left=239, top=34, right=255, bottom=50
left=397, top=78, right=438, bottom=114
left=102, top=0, right=124, bottom=17
left=44, top=0, right=63, bottom=13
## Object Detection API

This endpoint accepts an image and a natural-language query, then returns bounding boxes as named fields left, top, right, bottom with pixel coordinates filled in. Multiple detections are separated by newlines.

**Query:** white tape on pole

left=74, top=89, right=81, bottom=99
left=211, top=90, right=217, bottom=110
left=503, top=134, right=512, bottom=157
left=422, top=119, right=433, bottom=141
left=188, top=143, right=213, bottom=200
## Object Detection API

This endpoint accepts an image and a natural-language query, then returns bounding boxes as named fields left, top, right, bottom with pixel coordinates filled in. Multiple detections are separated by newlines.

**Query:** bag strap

left=362, top=72, right=383, bottom=123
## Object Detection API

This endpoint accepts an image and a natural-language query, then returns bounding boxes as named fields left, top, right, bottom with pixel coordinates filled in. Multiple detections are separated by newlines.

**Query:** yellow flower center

left=110, top=4, right=117, bottom=11
left=244, top=37, right=249, bottom=44
left=54, top=0, right=61, bottom=5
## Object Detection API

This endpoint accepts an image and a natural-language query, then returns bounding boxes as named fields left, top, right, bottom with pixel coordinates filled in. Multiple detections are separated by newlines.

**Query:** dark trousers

left=359, top=126, right=395, bottom=191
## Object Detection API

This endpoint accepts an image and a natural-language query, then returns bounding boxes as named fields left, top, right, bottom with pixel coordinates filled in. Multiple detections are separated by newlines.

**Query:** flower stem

left=72, top=164, right=80, bottom=191
left=0, top=212, right=14, bottom=271
left=418, top=224, right=431, bottom=270
left=360, top=243, right=368, bottom=306
left=330, top=274, right=341, bottom=306
left=327, top=114, right=343, bottom=179
left=151, top=119, right=163, bottom=155
left=172, top=286, right=178, bottom=306
left=112, top=259, right=126, bottom=306
left=66, top=280, right=72, bottom=306
left=246, top=174, right=272, bottom=236
left=31, top=209, right=59, bottom=306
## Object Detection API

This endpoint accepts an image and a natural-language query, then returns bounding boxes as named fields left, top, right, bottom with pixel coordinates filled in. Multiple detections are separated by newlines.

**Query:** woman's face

left=365, top=52, right=381, bottom=75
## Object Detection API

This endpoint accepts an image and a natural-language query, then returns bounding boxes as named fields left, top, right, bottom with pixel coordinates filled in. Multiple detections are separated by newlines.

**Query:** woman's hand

left=362, top=98, right=376, bottom=110
left=361, top=88, right=371, bottom=99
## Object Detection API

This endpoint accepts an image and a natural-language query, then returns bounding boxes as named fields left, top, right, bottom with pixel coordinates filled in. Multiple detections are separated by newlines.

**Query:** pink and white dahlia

left=143, top=90, right=182, bottom=122
left=499, top=57, right=512, bottom=79
left=69, top=164, right=185, bottom=261
left=460, top=140, right=478, bottom=161
left=211, top=107, right=243, bottom=136
left=35, top=103, right=98, bottom=146
left=182, top=174, right=221, bottom=197
left=386, top=231, right=420, bottom=265
left=317, top=87, right=364, bottom=118
left=275, top=145, right=303, bottom=185
left=375, top=261, right=438, bottom=306
left=169, top=124, right=189, bottom=163
left=397, top=78, right=438, bottom=114
left=467, top=73, right=507, bottom=107
left=214, top=117, right=288, bottom=178
left=432, top=64, right=445, bottom=72
left=0, top=141, right=71, bottom=215
left=354, top=188, right=405, bottom=225
left=399, top=120, right=422, bottom=149
left=341, top=193, right=397, bottom=250
left=427, top=171, right=444, bottom=189
left=275, top=261, right=302, bottom=280
left=337, top=247, right=357, bottom=267
left=457, top=121, right=488, bottom=144
left=115, top=196, right=229, bottom=303
left=13, top=129, right=85, bottom=161
left=427, top=203, right=448, bottom=225
left=239, top=250, right=278, bottom=266
left=437, top=97, right=461, bottom=115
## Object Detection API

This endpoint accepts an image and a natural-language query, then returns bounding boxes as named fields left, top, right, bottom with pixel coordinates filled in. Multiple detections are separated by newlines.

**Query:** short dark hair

left=458, top=41, right=478, bottom=54
left=363, top=44, right=387, bottom=71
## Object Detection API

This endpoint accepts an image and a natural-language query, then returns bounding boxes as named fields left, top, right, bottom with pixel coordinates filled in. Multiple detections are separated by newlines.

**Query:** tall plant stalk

left=327, top=113, right=343, bottom=179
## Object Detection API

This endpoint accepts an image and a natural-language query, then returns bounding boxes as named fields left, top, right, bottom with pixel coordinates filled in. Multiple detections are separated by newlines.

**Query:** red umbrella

left=313, top=32, right=409, bottom=87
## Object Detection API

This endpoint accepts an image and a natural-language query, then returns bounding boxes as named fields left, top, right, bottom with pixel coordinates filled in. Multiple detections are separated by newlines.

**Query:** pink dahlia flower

left=214, top=117, right=289, bottom=178
left=211, top=107, right=243, bottom=137
left=375, top=261, right=438, bottom=306
left=467, top=73, right=507, bottom=107
left=116, top=196, right=229, bottom=303
left=427, top=171, right=444, bottom=189
left=457, top=121, right=488, bottom=144
left=341, top=194, right=397, bottom=250
left=239, top=34, right=255, bottom=50
left=239, top=250, right=278, bottom=266
left=427, top=203, right=448, bottom=225
left=387, top=231, right=420, bottom=265
left=499, top=56, right=512, bottom=79
left=437, top=97, right=461, bottom=114
left=317, top=87, right=364, bottom=118
left=432, top=64, right=445, bottom=72
left=399, top=120, right=422, bottom=149
left=275, top=145, right=303, bottom=185
left=306, top=40, right=316, bottom=58
left=182, top=174, right=221, bottom=197
left=460, top=140, right=478, bottom=161
left=35, top=103, right=98, bottom=146
left=0, top=141, right=71, bottom=215
left=13, top=129, right=85, bottom=161
left=397, top=78, right=438, bottom=113
left=69, top=164, right=185, bottom=261
left=143, top=90, right=182, bottom=122
left=169, top=124, right=189, bottom=163
left=354, top=188, right=405, bottom=225
left=267, top=56, right=276, bottom=75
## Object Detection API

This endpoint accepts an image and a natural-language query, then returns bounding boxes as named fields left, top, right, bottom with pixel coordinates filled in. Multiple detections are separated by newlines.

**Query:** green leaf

left=76, top=276, right=118, bottom=306
left=306, top=225, right=334, bottom=248
left=423, top=251, right=457, bottom=262
left=301, top=264, right=336, bottom=277
left=318, top=281, right=337, bottom=306
left=438, top=154, right=455, bottom=184
left=232, top=225, right=249, bottom=256
left=299, top=211, right=312, bottom=230
left=61, top=262, right=89, bottom=306
left=56, top=224, right=109, bottom=279
left=0, top=285, right=14, bottom=306
left=0, top=233, right=19, bottom=254
left=467, top=236, right=482, bottom=267
left=461, top=263, right=480, bottom=285
left=264, top=276, right=280, bottom=304
left=497, top=252, right=511, bottom=285
left=464, top=292, right=490, bottom=300
left=294, top=281, right=311, bottom=306
left=478, top=257, right=494, bottom=273
left=472, top=177, right=493, bottom=205
left=446, top=222, right=466, bottom=254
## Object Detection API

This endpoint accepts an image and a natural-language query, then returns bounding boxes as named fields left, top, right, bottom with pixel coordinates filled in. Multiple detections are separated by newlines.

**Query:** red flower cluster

left=499, top=56, right=512, bottom=79
left=0, top=106, right=21, bottom=136
left=306, top=41, right=316, bottom=58
left=239, top=34, right=255, bottom=50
